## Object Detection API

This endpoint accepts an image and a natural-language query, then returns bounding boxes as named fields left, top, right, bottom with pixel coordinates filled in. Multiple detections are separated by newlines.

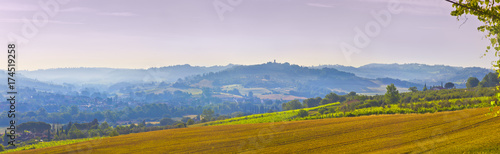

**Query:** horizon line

left=8, top=62, right=496, bottom=72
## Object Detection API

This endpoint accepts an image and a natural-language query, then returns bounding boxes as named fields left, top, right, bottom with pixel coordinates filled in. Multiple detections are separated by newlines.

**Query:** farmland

left=11, top=107, right=500, bottom=153
left=202, top=96, right=493, bottom=127
left=1, top=137, right=104, bottom=153
left=201, top=102, right=341, bottom=126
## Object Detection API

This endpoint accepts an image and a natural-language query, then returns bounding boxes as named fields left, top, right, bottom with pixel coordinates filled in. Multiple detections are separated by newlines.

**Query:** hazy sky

left=1, top=0, right=497, bottom=70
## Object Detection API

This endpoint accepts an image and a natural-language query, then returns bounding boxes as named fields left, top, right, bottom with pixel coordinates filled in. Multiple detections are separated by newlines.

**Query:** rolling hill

left=11, top=62, right=492, bottom=98
left=12, top=107, right=500, bottom=153
left=179, top=62, right=421, bottom=97
left=18, top=64, right=233, bottom=85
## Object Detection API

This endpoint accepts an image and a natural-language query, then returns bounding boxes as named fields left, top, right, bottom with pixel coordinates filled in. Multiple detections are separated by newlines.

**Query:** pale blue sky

left=0, top=0, right=496, bottom=70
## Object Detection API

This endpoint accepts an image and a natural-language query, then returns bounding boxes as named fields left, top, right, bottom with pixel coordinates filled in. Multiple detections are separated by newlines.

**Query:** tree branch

left=445, top=0, right=500, bottom=20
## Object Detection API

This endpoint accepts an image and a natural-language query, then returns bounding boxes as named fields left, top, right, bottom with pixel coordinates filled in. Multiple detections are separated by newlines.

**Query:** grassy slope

left=12, top=107, right=500, bottom=153
left=196, top=102, right=340, bottom=126
left=200, top=96, right=491, bottom=127
left=0, top=137, right=104, bottom=153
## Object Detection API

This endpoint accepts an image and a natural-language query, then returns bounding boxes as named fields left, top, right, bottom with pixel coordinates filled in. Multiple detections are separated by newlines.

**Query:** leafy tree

left=248, top=91, right=254, bottom=98
left=444, top=82, right=455, bottom=89
left=0, top=144, right=4, bottom=152
left=69, top=106, right=79, bottom=115
left=320, top=93, right=340, bottom=105
left=187, top=119, right=195, bottom=125
left=466, top=77, right=480, bottom=88
left=201, top=87, right=212, bottom=98
left=367, top=100, right=381, bottom=107
left=303, top=97, right=321, bottom=108
left=384, top=84, right=400, bottom=104
left=297, top=110, right=308, bottom=118
left=180, top=117, right=191, bottom=123
left=176, top=123, right=186, bottom=128
left=480, top=72, right=499, bottom=87
left=48, top=128, right=51, bottom=141
left=99, top=121, right=110, bottom=130
left=37, top=108, right=48, bottom=117
left=408, top=87, right=418, bottom=92
left=447, top=0, right=500, bottom=115
left=159, top=118, right=176, bottom=126
left=2, top=131, right=8, bottom=146
left=68, top=124, right=83, bottom=139
left=202, top=109, right=214, bottom=120
left=90, top=119, right=99, bottom=129
left=282, top=100, right=303, bottom=111
left=228, top=89, right=241, bottom=95
left=217, top=115, right=228, bottom=120
left=18, top=122, right=51, bottom=133
left=318, top=108, right=326, bottom=114
left=423, top=83, right=427, bottom=91
left=138, top=120, right=146, bottom=127
left=109, top=129, right=119, bottom=137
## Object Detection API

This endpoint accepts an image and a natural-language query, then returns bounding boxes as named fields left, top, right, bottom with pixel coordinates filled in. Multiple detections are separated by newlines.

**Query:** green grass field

left=10, top=107, right=500, bottom=153
left=200, top=102, right=341, bottom=126
left=201, top=96, right=492, bottom=127
left=1, top=137, right=104, bottom=153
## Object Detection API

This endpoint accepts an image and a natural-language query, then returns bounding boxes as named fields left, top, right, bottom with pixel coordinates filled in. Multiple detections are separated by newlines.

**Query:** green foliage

left=180, top=117, right=191, bottom=123
left=99, top=121, right=110, bottom=130
left=297, top=110, right=308, bottom=118
left=176, top=123, right=186, bottom=128
left=17, top=122, right=51, bottom=133
left=201, top=87, right=212, bottom=98
left=206, top=103, right=340, bottom=126
left=202, top=109, right=215, bottom=120
left=69, top=105, right=79, bottom=115
left=320, top=93, right=340, bottom=105
left=303, top=97, right=322, bottom=108
left=399, top=87, right=495, bottom=104
left=187, top=119, right=195, bottom=125
left=480, top=72, right=499, bottom=87
left=448, top=0, right=500, bottom=115
left=109, top=130, right=119, bottom=137
left=408, top=87, right=418, bottom=92
left=282, top=100, right=303, bottom=111
left=159, top=118, right=176, bottom=126
left=138, top=120, right=146, bottom=128
left=384, top=84, right=400, bottom=104
left=68, top=124, right=85, bottom=139
left=73, top=119, right=99, bottom=130
left=467, top=77, right=480, bottom=88
left=444, top=82, right=455, bottom=89
left=318, top=108, right=327, bottom=114
left=205, top=84, right=496, bottom=127
left=297, top=96, right=493, bottom=121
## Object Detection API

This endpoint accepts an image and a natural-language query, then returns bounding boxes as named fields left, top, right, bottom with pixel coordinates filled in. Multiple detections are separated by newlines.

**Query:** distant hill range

left=177, top=62, right=420, bottom=97
left=315, top=63, right=493, bottom=88
left=7, top=62, right=491, bottom=98
left=18, top=64, right=233, bottom=85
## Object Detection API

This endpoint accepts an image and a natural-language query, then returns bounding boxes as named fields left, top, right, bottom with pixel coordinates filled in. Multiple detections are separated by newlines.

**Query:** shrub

left=297, top=110, right=308, bottom=118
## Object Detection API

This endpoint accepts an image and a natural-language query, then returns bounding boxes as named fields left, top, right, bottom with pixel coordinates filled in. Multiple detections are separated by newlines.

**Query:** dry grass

left=11, top=107, right=500, bottom=154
